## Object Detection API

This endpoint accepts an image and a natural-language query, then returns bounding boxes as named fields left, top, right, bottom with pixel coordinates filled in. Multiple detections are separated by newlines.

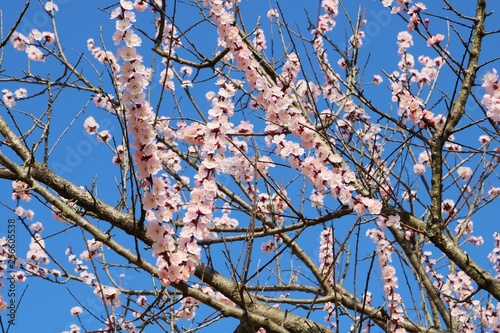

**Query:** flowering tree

left=1, top=0, right=500, bottom=332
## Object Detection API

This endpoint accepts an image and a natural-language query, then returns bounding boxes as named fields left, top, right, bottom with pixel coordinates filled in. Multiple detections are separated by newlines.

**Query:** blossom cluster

left=10, top=28, right=55, bottom=62
left=95, top=0, right=198, bottom=287
left=83, top=116, right=112, bottom=143
left=367, top=226, right=405, bottom=332
left=441, top=271, right=478, bottom=331
left=319, top=228, right=334, bottom=285
left=213, top=203, right=238, bottom=228
left=423, top=250, right=499, bottom=332
left=481, top=69, right=500, bottom=122
left=176, top=285, right=233, bottom=320
left=455, top=219, right=484, bottom=246
left=25, top=223, right=49, bottom=271
left=66, top=246, right=98, bottom=288
left=488, top=232, right=500, bottom=279
left=2, top=88, right=27, bottom=108
left=323, top=302, right=336, bottom=328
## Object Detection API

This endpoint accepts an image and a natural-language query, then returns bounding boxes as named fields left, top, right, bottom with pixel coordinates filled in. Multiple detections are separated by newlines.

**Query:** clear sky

left=1, top=1, right=500, bottom=333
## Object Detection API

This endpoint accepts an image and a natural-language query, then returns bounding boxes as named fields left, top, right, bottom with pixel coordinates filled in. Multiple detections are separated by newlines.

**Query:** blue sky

left=1, top=1, right=500, bottom=332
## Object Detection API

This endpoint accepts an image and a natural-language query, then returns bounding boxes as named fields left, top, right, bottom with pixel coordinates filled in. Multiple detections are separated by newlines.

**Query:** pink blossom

left=253, top=29, right=267, bottom=51
left=363, top=197, right=382, bottom=215
left=97, top=130, right=112, bottom=143
left=45, top=1, right=59, bottom=11
left=10, top=271, right=25, bottom=282
left=14, top=206, right=24, bottom=216
left=123, top=30, right=142, bottom=47
left=29, top=29, right=43, bottom=42
left=135, top=295, right=147, bottom=306
left=2, top=89, right=15, bottom=108
left=397, top=31, right=413, bottom=54
left=83, top=116, right=99, bottom=134
left=413, top=163, right=426, bottom=175
left=14, top=88, right=27, bottom=99
left=22, top=209, right=34, bottom=221
left=180, top=66, right=193, bottom=76
left=134, top=0, right=149, bottom=11
left=442, top=199, right=456, bottom=215
left=427, top=34, right=445, bottom=46
left=30, top=222, right=43, bottom=232
left=94, top=286, right=121, bottom=306
left=120, top=0, right=134, bottom=10
left=478, top=135, right=490, bottom=144
left=382, top=265, right=396, bottom=280
left=267, top=8, right=279, bottom=19
left=10, top=32, right=29, bottom=51
left=482, top=69, right=498, bottom=95
left=337, top=58, right=346, bottom=69
left=488, top=186, right=500, bottom=198
left=42, top=31, right=55, bottom=44
left=261, top=240, right=275, bottom=253
left=418, top=151, right=430, bottom=164
left=70, top=306, right=83, bottom=316
left=118, top=46, right=138, bottom=61
left=457, top=166, right=472, bottom=181
left=26, top=46, right=45, bottom=61
left=373, top=75, right=383, bottom=85
left=386, top=215, right=401, bottom=229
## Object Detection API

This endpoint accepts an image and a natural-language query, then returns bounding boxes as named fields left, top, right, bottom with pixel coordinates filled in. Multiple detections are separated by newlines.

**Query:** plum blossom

left=97, top=130, right=112, bottom=143
left=261, top=240, right=275, bottom=253
left=26, top=46, right=45, bottom=61
left=120, top=0, right=134, bottom=10
left=180, top=66, right=193, bottom=76
left=479, top=135, right=491, bottom=144
left=481, top=69, right=500, bottom=121
left=45, top=1, right=59, bottom=11
left=94, top=285, right=121, bottom=306
left=323, top=302, right=336, bottom=327
left=457, top=166, right=472, bottom=181
left=70, top=306, right=83, bottom=316
left=42, top=31, right=55, bottom=44
left=2, top=89, right=15, bottom=108
left=377, top=215, right=401, bottom=230
left=337, top=58, right=347, bottom=69
left=413, top=163, right=426, bottom=175
left=30, top=222, right=43, bottom=232
left=176, top=296, right=200, bottom=320
left=134, top=0, right=149, bottom=11
left=10, top=32, right=29, bottom=51
left=397, top=31, right=413, bottom=54
left=442, top=199, right=456, bottom=216
left=319, top=228, right=334, bottom=284
left=122, top=30, right=142, bottom=47
left=489, top=186, right=500, bottom=198
left=83, top=116, right=99, bottom=134
left=367, top=228, right=404, bottom=331
left=267, top=8, right=279, bottom=19
left=418, top=151, right=430, bottom=164
left=14, top=88, right=28, bottom=99
left=253, top=29, right=267, bottom=51
left=12, top=180, right=31, bottom=201
left=427, top=34, right=445, bottom=46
